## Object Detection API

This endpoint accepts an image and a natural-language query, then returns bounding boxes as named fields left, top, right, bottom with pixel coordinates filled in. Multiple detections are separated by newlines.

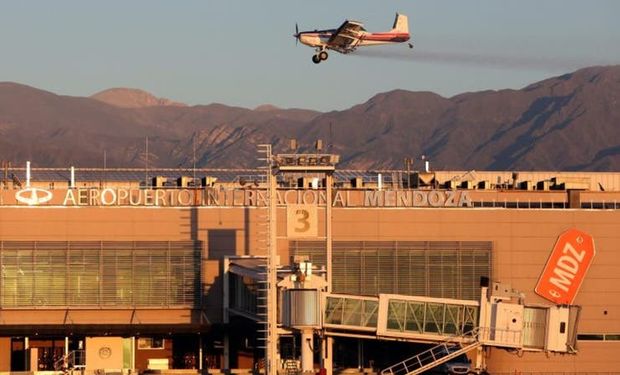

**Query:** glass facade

left=324, top=295, right=379, bottom=329
left=385, top=297, right=478, bottom=336
left=291, top=240, right=492, bottom=300
left=0, top=241, right=201, bottom=307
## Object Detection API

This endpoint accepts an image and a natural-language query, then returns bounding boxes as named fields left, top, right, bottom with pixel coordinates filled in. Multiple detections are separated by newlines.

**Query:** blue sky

left=1, top=1, right=619, bottom=111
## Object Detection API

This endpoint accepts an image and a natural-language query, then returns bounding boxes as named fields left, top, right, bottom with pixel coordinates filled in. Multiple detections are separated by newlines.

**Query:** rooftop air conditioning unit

left=153, top=176, right=167, bottom=188
left=177, top=176, right=196, bottom=187
left=350, top=177, right=363, bottom=188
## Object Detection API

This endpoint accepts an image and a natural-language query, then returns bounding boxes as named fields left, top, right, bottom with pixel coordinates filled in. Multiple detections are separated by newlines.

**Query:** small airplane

left=294, top=13, right=412, bottom=64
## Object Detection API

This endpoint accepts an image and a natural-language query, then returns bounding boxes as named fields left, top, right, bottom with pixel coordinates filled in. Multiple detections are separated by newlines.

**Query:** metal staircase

left=253, top=255, right=269, bottom=353
left=381, top=329, right=481, bottom=375
left=53, top=350, right=85, bottom=373
left=284, top=359, right=300, bottom=375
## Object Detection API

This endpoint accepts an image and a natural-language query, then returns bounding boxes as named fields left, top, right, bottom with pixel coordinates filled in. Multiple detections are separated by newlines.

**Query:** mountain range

left=0, top=65, right=619, bottom=171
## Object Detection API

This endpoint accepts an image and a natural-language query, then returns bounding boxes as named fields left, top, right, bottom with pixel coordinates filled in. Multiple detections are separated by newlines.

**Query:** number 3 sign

left=287, top=205, right=318, bottom=237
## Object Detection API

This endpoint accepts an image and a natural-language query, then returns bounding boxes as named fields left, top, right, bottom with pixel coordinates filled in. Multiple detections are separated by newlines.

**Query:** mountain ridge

left=0, top=65, right=619, bottom=170
left=91, top=87, right=187, bottom=108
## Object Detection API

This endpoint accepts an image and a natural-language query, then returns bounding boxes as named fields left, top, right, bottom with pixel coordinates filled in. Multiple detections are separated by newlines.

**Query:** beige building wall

left=85, top=337, right=124, bottom=371
left=0, top=337, right=10, bottom=371
left=0, top=204, right=619, bottom=372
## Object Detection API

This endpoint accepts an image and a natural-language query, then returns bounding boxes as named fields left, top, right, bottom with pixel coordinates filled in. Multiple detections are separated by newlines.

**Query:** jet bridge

left=323, top=293, right=479, bottom=344
left=226, top=257, right=580, bottom=375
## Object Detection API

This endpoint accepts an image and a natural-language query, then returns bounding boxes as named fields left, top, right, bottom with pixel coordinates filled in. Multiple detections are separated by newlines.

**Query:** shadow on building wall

left=204, top=228, right=238, bottom=324
left=185, top=206, right=256, bottom=325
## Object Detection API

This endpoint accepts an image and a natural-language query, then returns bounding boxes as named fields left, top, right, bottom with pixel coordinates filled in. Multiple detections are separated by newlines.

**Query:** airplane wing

left=326, top=20, right=365, bottom=54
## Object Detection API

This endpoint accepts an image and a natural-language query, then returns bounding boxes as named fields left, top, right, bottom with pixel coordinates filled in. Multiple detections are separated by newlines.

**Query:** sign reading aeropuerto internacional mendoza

left=535, top=228, right=596, bottom=304
left=3, top=187, right=473, bottom=208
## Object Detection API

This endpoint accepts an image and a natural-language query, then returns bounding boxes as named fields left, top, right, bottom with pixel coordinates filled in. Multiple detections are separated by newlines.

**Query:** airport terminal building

left=0, top=157, right=619, bottom=374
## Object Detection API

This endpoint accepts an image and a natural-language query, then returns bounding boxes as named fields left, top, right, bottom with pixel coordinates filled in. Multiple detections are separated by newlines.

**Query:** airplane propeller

left=294, top=23, right=300, bottom=45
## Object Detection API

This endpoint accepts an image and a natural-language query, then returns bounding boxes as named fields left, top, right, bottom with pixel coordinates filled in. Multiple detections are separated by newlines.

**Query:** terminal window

left=0, top=241, right=201, bottom=308
left=291, top=240, right=492, bottom=301
left=577, top=334, right=620, bottom=341
left=138, top=337, right=165, bottom=349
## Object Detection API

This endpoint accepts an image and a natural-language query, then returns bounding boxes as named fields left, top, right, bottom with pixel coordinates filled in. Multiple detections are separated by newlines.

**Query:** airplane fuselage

left=298, top=29, right=409, bottom=52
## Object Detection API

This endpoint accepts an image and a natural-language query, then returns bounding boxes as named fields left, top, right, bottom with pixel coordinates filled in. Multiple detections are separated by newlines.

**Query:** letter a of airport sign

left=535, top=228, right=595, bottom=305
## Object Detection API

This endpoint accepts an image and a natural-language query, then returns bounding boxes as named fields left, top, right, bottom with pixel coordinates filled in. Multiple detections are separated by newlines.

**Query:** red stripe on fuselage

left=363, top=32, right=410, bottom=42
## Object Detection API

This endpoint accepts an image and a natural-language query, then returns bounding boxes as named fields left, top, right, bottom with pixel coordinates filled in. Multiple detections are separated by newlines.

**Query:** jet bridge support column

left=322, top=171, right=334, bottom=375
left=321, top=337, right=333, bottom=375
left=475, top=278, right=490, bottom=372
left=302, top=329, right=314, bottom=374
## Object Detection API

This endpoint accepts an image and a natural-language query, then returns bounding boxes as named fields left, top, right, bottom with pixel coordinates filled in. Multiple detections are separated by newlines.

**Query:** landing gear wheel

left=312, top=54, right=321, bottom=64
left=319, top=51, right=328, bottom=61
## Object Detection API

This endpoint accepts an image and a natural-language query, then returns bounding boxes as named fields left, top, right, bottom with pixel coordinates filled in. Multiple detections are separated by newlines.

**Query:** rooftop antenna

left=329, top=122, right=333, bottom=151
left=26, top=161, right=31, bottom=187
left=421, top=154, right=430, bottom=173
left=404, top=157, right=413, bottom=189
left=315, top=139, right=323, bottom=153
left=145, top=136, right=149, bottom=186
left=193, top=136, right=196, bottom=182
left=1, top=161, right=10, bottom=189
left=103, top=149, right=107, bottom=188
left=11, top=173, right=22, bottom=188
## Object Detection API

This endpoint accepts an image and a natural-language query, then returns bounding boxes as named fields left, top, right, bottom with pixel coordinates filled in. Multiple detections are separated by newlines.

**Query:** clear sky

left=1, top=1, right=619, bottom=111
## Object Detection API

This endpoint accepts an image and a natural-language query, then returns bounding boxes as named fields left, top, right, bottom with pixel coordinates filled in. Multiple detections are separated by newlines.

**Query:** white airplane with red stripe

left=294, top=13, right=412, bottom=64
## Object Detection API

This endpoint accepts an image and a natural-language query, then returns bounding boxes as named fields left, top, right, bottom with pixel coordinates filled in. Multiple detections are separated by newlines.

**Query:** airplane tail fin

left=391, top=13, right=409, bottom=33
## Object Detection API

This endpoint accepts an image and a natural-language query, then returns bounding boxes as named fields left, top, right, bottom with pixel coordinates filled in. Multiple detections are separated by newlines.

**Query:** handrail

left=54, top=350, right=86, bottom=372
left=381, top=328, right=480, bottom=375
left=381, top=326, right=526, bottom=375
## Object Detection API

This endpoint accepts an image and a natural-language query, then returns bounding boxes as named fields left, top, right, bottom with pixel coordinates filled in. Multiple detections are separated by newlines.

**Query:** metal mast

left=257, top=144, right=278, bottom=375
